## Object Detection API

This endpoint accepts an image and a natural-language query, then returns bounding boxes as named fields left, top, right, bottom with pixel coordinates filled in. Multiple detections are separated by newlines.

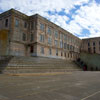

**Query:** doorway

left=30, top=46, right=34, bottom=53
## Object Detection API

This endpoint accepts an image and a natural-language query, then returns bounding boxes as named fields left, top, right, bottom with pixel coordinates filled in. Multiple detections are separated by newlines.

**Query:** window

left=61, top=52, right=63, bottom=56
left=41, top=47, right=44, bottom=54
left=69, top=37, right=71, bottom=43
left=71, top=38, right=73, bottom=43
left=22, top=33, right=26, bottom=41
left=93, top=42, right=95, bottom=46
left=56, top=49, right=58, bottom=56
left=24, top=22, right=27, bottom=28
left=64, top=43, right=67, bottom=49
left=55, top=30, right=58, bottom=38
left=5, top=19, right=8, bottom=27
left=72, top=39, right=74, bottom=44
left=64, top=34, right=67, bottom=40
left=64, top=52, right=66, bottom=57
left=55, top=40, right=58, bottom=47
left=67, top=44, right=69, bottom=50
left=70, top=45, right=72, bottom=51
left=15, top=19, right=19, bottom=27
left=60, top=33, right=63, bottom=40
left=47, top=27, right=52, bottom=35
left=30, top=34, right=34, bottom=42
left=88, top=42, right=90, bottom=46
left=68, top=53, right=69, bottom=58
left=40, top=23, right=44, bottom=31
left=99, top=41, right=100, bottom=45
left=49, top=48, right=52, bottom=55
left=40, top=34, right=44, bottom=42
left=30, top=46, right=34, bottom=53
left=48, top=37, right=52, bottom=45
left=60, top=41, right=63, bottom=48
left=31, top=22, right=34, bottom=30
left=72, top=46, right=74, bottom=51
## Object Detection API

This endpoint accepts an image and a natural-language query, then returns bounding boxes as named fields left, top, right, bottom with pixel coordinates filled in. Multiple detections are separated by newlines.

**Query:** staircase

left=0, top=56, right=82, bottom=74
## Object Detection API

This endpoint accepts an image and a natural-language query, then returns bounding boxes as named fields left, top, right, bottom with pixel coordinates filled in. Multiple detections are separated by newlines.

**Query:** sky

left=0, top=0, right=100, bottom=39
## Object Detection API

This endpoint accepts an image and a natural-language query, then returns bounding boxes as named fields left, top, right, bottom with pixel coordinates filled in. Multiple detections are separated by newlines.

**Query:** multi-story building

left=81, top=37, right=100, bottom=54
left=0, top=9, right=94, bottom=61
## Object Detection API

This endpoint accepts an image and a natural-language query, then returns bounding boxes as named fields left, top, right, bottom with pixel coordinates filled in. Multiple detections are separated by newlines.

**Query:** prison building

left=81, top=37, right=100, bottom=54
left=0, top=9, right=81, bottom=60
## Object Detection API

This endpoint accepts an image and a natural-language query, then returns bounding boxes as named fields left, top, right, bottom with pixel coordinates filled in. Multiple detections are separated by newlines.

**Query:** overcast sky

left=0, top=0, right=100, bottom=38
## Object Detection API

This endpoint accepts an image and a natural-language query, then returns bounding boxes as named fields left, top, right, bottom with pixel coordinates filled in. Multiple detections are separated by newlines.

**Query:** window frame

left=40, top=34, right=44, bottom=43
left=56, top=49, right=58, bottom=56
left=55, top=30, right=58, bottom=38
left=15, top=19, right=19, bottom=27
left=55, top=40, right=58, bottom=47
left=64, top=43, right=67, bottom=49
left=60, top=41, right=63, bottom=48
left=30, top=34, right=34, bottom=42
left=40, top=23, right=44, bottom=31
left=49, top=48, right=52, bottom=55
left=60, top=33, right=63, bottom=40
left=22, top=33, right=26, bottom=41
left=24, top=21, right=27, bottom=28
left=48, top=37, right=52, bottom=45
left=47, top=27, right=52, bottom=35
left=5, top=19, right=8, bottom=27
left=41, top=47, right=44, bottom=54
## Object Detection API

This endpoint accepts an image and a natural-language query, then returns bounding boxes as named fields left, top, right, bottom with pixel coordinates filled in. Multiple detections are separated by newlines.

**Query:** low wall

left=80, top=52, right=100, bottom=70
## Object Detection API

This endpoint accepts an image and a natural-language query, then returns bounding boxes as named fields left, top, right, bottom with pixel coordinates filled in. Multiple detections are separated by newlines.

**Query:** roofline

left=36, top=14, right=81, bottom=40
left=82, top=37, right=100, bottom=40
left=1, top=9, right=99, bottom=41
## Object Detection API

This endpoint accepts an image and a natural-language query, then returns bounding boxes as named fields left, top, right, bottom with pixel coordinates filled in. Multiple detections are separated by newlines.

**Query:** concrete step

left=3, top=68, right=82, bottom=74
left=0, top=56, right=82, bottom=74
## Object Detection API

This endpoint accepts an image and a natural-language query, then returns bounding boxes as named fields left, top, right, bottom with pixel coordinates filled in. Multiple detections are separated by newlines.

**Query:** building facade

left=0, top=9, right=90, bottom=60
left=81, top=37, right=100, bottom=54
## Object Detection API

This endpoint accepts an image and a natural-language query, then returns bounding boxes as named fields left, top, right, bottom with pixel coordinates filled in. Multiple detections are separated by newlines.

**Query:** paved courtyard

left=0, top=71, right=100, bottom=100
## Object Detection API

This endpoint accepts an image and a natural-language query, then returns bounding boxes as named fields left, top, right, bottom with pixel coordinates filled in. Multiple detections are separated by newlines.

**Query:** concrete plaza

left=0, top=71, right=100, bottom=100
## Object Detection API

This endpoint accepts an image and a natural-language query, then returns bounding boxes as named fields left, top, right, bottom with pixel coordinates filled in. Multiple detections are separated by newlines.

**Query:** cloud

left=0, top=0, right=89, bottom=14
left=67, top=0, right=100, bottom=38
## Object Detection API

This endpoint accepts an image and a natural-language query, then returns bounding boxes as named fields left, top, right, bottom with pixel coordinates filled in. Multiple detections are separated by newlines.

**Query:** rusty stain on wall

left=0, top=29, right=9, bottom=55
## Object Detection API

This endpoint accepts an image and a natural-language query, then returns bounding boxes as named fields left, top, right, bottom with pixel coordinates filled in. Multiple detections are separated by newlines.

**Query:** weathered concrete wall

left=10, top=15, right=29, bottom=56
left=9, top=42, right=25, bottom=56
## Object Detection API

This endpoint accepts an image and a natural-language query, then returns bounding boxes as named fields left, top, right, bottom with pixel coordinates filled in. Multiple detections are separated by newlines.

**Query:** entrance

left=30, top=46, right=34, bottom=53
